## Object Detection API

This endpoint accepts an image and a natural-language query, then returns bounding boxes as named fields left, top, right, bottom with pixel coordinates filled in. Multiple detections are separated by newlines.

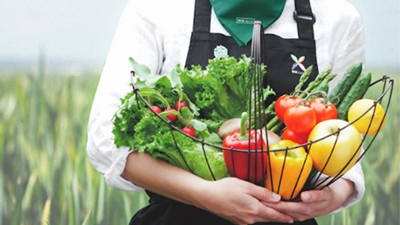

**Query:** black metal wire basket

left=128, top=21, right=394, bottom=201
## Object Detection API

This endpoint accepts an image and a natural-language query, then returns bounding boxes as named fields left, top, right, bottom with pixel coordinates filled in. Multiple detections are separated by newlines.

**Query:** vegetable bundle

left=112, top=55, right=274, bottom=181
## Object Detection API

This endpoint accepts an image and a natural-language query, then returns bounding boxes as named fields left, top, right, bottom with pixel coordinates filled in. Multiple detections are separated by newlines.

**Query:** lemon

left=347, top=99, right=386, bottom=135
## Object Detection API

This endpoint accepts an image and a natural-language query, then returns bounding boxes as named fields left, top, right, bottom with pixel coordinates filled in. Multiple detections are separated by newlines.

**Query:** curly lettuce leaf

left=132, top=110, right=228, bottom=180
left=112, top=92, right=147, bottom=150
left=181, top=55, right=275, bottom=122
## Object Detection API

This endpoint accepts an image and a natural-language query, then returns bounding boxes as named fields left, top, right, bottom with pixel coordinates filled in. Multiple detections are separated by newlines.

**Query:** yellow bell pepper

left=265, top=140, right=312, bottom=200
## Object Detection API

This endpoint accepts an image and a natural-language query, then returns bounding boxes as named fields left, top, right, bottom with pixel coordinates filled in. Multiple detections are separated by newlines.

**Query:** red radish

left=174, top=100, right=188, bottom=111
left=182, top=126, right=196, bottom=137
left=150, top=106, right=162, bottom=114
left=164, top=108, right=177, bottom=122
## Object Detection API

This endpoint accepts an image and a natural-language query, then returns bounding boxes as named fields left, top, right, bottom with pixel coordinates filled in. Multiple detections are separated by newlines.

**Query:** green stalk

left=238, top=112, right=249, bottom=139
left=270, top=121, right=284, bottom=134
left=299, top=67, right=332, bottom=97
left=294, top=65, right=313, bottom=91
left=266, top=116, right=280, bottom=130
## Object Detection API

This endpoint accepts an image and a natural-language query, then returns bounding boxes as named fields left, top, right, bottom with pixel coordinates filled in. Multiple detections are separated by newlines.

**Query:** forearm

left=326, top=178, right=355, bottom=209
left=330, top=162, right=365, bottom=213
left=120, top=151, right=295, bottom=224
left=121, top=151, right=208, bottom=207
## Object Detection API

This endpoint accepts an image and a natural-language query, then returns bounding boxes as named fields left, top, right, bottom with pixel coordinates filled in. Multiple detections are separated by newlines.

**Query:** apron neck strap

left=192, top=0, right=212, bottom=33
left=294, top=0, right=315, bottom=39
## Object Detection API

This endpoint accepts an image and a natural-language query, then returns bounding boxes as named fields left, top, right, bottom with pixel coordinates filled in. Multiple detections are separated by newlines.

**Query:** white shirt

left=87, top=0, right=365, bottom=211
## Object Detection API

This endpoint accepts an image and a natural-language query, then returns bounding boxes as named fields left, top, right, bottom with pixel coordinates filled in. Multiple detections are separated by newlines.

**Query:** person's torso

left=128, top=1, right=363, bottom=224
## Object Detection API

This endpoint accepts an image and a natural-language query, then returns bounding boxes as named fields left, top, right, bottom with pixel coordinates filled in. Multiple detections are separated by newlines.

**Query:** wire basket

left=128, top=21, right=394, bottom=201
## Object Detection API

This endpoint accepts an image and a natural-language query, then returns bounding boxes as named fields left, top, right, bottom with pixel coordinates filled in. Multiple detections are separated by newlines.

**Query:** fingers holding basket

left=263, top=178, right=355, bottom=221
left=248, top=182, right=281, bottom=203
left=200, top=178, right=294, bottom=224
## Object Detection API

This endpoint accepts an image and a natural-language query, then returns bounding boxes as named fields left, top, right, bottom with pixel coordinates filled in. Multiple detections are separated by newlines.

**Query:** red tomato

left=284, top=105, right=316, bottom=133
left=182, top=126, right=196, bottom=137
left=275, top=95, right=303, bottom=121
left=282, top=128, right=310, bottom=145
left=309, top=97, right=338, bottom=123
left=174, top=100, right=188, bottom=111
left=164, top=108, right=177, bottom=123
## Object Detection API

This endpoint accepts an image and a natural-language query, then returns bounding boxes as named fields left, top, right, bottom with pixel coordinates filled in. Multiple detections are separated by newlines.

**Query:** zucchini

left=328, top=62, right=363, bottom=106
left=336, top=72, right=372, bottom=120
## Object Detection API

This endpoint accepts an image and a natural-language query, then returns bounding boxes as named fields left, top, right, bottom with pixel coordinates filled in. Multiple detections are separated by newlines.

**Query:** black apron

left=185, top=0, right=319, bottom=100
left=130, top=0, right=319, bottom=224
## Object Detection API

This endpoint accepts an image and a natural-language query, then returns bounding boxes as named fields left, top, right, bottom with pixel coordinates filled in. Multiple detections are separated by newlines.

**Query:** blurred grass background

left=0, top=65, right=399, bottom=225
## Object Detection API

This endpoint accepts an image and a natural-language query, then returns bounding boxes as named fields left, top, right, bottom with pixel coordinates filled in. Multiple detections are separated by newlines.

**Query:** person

left=86, top=0, right=366, bottom=224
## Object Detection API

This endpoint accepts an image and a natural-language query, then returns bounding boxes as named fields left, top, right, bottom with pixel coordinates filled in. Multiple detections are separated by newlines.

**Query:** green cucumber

left=336, top=72, right=372, bottom=120
left=328, top=62, right=363, bottom=106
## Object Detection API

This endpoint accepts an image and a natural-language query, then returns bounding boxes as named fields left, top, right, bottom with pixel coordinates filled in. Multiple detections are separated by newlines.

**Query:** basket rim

left=132, top=75, right=394, bottom=153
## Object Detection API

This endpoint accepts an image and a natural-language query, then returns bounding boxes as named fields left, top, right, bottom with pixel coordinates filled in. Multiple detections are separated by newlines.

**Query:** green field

left=1, top=69, right=399, bottom=225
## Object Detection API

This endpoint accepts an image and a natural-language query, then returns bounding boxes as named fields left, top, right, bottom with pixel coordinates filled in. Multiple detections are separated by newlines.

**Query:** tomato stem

left=291, top=90, right=307, bottom=97
left=307, top=91, right=328, bottom=102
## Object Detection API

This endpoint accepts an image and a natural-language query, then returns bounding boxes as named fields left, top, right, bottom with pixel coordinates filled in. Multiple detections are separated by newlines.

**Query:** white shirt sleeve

left=326, top=1, right=366, bottom=90
left=86, top=0, right=164, bottom=191
left=336, top=161, right=365, bottom=211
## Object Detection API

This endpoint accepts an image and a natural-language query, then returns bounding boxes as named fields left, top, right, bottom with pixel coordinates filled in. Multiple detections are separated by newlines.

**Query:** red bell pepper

left=222, top=112, right=268, bottom=184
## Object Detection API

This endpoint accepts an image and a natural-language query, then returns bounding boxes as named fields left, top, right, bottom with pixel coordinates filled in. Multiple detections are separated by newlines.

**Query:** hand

left=263, top=178, right=355, bottom=221
left=195, top=177, right=294, bottom=225
left=123, top=153, right=293, bottom=224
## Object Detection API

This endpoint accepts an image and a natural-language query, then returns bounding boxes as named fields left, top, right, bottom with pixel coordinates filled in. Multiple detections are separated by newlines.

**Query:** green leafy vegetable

left=112, top=55, right=275, bottom=181
left=113, top=96, right=228, bottom=180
